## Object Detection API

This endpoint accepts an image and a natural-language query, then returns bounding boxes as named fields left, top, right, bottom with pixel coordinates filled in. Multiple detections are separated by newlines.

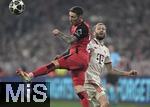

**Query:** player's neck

left=74, top=19, right=83, bottom=26
left=94, top=38, right=104, bottom=45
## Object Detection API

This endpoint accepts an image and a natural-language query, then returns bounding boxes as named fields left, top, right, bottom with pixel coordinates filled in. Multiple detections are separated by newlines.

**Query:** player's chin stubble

left=96, top=35, right=105, bottom=40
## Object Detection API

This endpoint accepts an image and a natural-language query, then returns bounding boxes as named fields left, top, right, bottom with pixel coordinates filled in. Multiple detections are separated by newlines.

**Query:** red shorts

left=57, top=50, right=89, bottom=86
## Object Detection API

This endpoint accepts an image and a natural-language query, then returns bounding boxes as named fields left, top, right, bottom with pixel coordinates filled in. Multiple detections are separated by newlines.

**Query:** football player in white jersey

left=84, top=23, right=137, bottom=107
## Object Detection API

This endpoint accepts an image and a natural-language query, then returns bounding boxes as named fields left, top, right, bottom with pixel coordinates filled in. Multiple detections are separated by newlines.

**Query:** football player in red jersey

left=17, top=6, right=90, bottom=107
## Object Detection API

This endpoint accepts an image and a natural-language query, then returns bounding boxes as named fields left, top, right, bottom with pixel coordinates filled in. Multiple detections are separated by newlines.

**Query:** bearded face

left=95, top=33, right=106, bottom=40
left=94, top=23, right=106, bottom=40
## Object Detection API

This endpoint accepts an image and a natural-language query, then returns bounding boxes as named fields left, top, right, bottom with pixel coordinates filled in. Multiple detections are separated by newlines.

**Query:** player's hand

left=128, top=70, right=138, bottom=76
left=52, top=29, right=61, bottom=36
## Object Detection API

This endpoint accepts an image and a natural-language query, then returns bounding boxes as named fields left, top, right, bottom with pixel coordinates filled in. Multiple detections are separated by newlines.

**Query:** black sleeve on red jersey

left=73, top=23, right=89, bottom=40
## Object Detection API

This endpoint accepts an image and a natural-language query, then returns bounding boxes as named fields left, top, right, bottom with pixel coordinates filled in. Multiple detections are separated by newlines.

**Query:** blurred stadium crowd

left=0, top=0, right=150, bottom=75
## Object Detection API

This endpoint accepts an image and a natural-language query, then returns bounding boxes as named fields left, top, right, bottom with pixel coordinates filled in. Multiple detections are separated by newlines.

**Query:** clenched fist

left=52, top=29, right=61, bottom=36
left=128, top=70, right=138, bottom=76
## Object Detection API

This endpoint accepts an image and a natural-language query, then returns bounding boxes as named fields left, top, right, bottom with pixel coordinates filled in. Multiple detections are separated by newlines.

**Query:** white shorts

left=84, top=83, right=106, bottom=107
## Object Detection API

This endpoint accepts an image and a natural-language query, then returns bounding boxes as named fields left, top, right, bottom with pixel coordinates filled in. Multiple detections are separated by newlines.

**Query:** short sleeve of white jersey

left=104, top=48, right=111, bottom=64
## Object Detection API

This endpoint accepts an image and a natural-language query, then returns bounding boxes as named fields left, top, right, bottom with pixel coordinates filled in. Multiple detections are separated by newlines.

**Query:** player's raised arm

left=105, top=63, right=138, bottom=76
left=52, top=29, right=77, bottom=44
left=52, top=23, right=89, bottom=44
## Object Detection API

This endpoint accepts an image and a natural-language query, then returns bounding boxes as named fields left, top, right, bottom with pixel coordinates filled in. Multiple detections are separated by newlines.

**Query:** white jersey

left=85, top=38, right=111, bottom=85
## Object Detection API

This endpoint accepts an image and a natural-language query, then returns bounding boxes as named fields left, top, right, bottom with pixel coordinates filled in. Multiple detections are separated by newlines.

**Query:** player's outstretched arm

left=105, top=63, right=138, bottom=76
left=52, top=29, right=77, bottom=44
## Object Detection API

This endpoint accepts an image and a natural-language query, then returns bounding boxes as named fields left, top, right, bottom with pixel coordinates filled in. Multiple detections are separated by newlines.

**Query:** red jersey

left=70, top=21, right=90, bottom=52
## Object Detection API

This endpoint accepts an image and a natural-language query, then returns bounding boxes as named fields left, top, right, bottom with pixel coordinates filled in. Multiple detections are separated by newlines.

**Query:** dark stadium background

left=0, top=0, right=150, bottom=107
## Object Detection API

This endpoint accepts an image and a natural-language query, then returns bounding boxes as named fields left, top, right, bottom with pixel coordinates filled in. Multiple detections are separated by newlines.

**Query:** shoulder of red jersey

left=73, top=21, right=90, bottom=40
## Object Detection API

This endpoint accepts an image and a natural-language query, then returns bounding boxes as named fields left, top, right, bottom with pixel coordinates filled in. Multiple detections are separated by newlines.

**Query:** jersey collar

left=93, top=38, right=104, bottom=46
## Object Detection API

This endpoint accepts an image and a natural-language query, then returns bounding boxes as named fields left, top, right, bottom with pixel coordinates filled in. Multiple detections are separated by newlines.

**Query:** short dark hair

left=69, top=6, right=83, bottom=16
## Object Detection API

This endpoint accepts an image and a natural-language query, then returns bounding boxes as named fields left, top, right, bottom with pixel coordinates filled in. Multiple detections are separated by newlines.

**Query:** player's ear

left=92, top=31, right=96, bottom=39
left=92, top=25, right=96, bottom=32
left=93, top=31, right=96, bottom=35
